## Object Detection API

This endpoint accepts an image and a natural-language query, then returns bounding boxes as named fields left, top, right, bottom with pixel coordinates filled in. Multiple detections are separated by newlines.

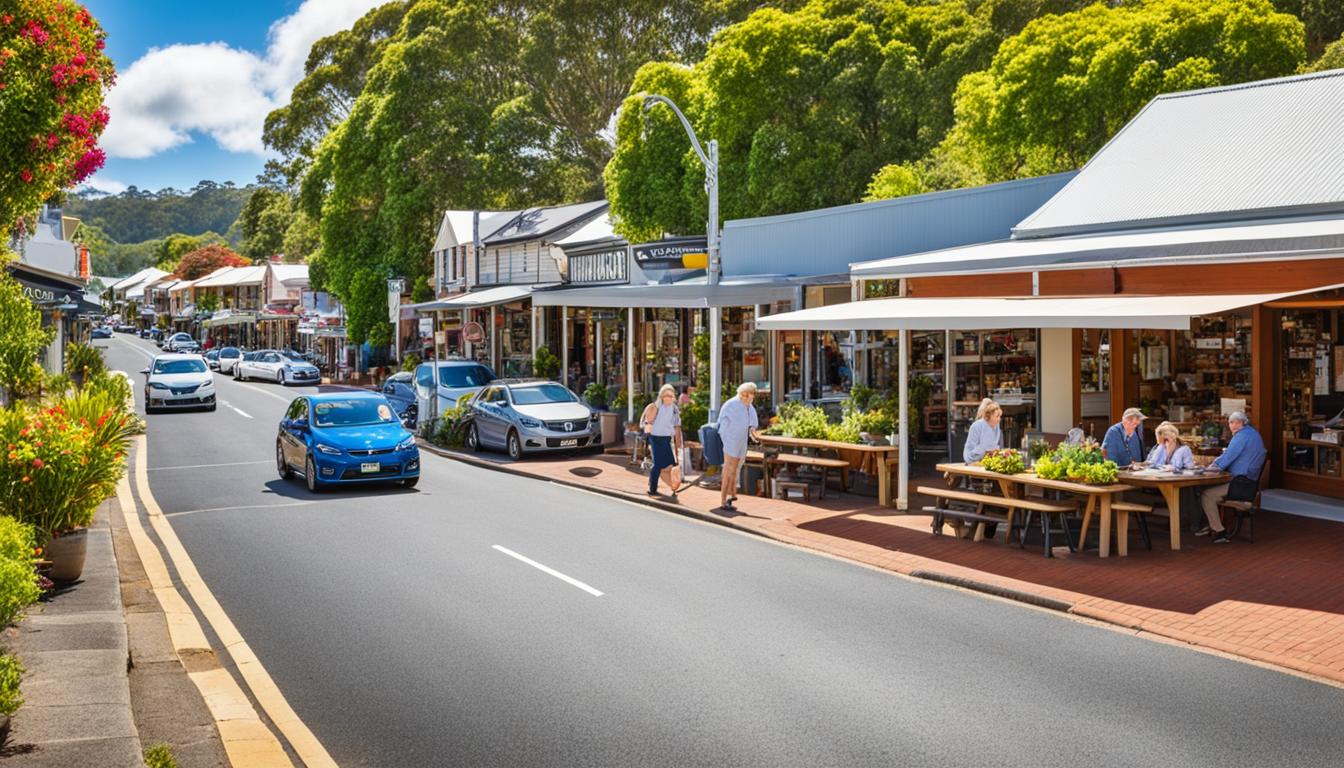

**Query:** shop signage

left=568, top=249, right=627, bottom=285
left=419, top=318, right=433, bottom=336
left=633, top=236, right=708, bottom=269
left=463, top=321, right=486, bottom=343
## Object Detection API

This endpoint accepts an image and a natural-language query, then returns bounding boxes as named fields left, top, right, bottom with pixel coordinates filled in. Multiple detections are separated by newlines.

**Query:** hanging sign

left=463, top=321, right=486, bottom=343
left=633, top=236, right=708, bottom=270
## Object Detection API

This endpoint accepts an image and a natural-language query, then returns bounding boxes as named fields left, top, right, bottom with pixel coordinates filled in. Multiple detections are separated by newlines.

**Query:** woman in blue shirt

left=963, top=398, right=1002, bottom=463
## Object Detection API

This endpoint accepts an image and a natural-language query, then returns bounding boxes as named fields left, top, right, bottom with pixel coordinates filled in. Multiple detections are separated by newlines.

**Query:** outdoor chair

left=1218, top=461, right=1270, bottom=542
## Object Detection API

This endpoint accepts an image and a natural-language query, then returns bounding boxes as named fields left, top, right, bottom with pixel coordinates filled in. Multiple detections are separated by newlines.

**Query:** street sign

left=419, top=318, right=433, bottom=336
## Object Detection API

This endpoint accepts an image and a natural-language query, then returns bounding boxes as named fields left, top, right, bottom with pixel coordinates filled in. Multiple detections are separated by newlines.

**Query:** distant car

left=235, top=349, right=321, bottom=385
left=164, top=332, right=199, bottom=353
left=379, top=371, right=417, bottom=427
left=204, top=349, right=221, bottom=370
left=115, top=323, right=136, bottom=333
left=413, top=360, right=496, bottom=409
left=90, top=327, right=112, bottom=340
left=275, top=392, right=420, bottom=492
left=463, top=378, right=597, bottom=460
left=149, top=328, right=165, bottom=343
left=216, top=346, right=243, bottom=375
left=140, top=353, right=216, bottom=413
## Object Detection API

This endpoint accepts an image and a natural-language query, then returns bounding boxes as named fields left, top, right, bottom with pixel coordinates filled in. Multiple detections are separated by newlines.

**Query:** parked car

left=379, top=371, right=417, bottom=428
left=90, top=326, right=112, bottom=340
left=140, top=354, right=216, bottom=413
left=164, top=332, right=199, bottom=353
left=149, top=327, right=165, bottom=343
left=463, top=379, right=597, bottom=460
left=216, top=346, right=243, bottom=375
left=412, top=359, right=496, bottom=410
left=236, top=349, right=321, bottom=385
left=275, top=392, right=420, bottom=492
left=204, top=349, right=221, bottom=370
left=115, top=323, right=136, bottom=333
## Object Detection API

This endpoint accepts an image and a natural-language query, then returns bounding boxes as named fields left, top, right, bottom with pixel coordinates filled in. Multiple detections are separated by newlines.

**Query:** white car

left=141, top=354, right=216, bottom=413
left=235, top=349, right=321, bottom=386
left=216, top=346, right=243, bottom=375
left=164, top=332, right=199, bottom=353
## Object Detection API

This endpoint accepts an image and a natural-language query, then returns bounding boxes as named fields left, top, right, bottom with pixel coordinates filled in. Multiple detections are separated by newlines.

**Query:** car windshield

left=437, top=364, right=494, bottom=388
left=171, top=334, right=191, bottom=340
left=153, top=359, right=207, bottom=374
left=220, top=348, right=239, bottom=357
left=311, top=399, right=396, bottom=428
left=281, top=352, right=307, bottom=363
left=509, top=384, right=576, bottom=405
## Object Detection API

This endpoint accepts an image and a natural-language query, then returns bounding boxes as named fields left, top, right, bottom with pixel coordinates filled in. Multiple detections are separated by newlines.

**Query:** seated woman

left=962, top=398, right=1002, bottom=463
left=1145, top=421, right=1195, bottom=470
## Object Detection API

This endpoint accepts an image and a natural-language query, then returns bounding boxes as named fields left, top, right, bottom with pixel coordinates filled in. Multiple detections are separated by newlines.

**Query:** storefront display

left=1281, top=308, right=1343, bottom=490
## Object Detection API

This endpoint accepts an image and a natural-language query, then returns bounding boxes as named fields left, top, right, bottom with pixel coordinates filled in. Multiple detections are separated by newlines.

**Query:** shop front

left=5, top=260, right=95, bottom=375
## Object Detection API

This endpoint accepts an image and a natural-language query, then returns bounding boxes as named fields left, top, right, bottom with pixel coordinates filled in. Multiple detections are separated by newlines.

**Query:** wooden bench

left=1079, top=500, right=1153, bottom=557
left=767, top=454, right=850, bottom=499
left=919, top=486, right=1076, bottom=557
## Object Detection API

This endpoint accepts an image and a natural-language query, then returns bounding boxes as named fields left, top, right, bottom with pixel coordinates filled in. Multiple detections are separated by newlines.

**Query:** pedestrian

left=641, top=383, right=685, bottom=497
left=717, top=382, right=760, bottom=512
left=1102, top=407, right=1146, bottom=468
left=962, top=397, right=1002, bottom=463
left=1197, top=411, right=1267, bottom=544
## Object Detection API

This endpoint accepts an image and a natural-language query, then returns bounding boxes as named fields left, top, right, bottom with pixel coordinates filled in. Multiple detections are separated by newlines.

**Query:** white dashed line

left=220, top=400, right=253, bottom=419
left=491, top=545, right=605, bottom=597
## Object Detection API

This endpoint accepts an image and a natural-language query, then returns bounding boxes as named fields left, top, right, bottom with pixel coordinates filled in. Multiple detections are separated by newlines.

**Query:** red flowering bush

left=0, top=387, right=136, bottom=539
left=0, top=1, right=114, bottom=239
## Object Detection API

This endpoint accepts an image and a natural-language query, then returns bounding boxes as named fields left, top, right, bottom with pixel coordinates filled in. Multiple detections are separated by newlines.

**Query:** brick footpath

left=425, top=443, right=1344, bottom=687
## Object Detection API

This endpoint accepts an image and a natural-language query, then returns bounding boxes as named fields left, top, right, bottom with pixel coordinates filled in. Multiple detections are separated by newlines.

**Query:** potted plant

left=0, top=386, right=137, bottom=582
left=583, top=382, right=610, bottom=410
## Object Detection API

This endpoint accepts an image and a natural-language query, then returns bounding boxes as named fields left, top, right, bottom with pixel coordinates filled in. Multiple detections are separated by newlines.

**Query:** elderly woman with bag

left=641, top=384, right=685, bottom=497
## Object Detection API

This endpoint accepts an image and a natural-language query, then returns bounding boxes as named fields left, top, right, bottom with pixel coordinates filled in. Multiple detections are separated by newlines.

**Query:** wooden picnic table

left=757, top=434, right=900, bottom=506
left=1116, top=468, right=1231, bottom=551
left=936, top=462, right=1135, bottom=558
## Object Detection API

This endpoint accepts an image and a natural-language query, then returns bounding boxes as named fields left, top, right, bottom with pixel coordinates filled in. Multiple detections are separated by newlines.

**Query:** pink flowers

left=61, top=111, right=90, bottom=138
left=31, top=458, right=43, bottom=469
left=70, top=147, right=103, bottom=183
left=19, top=21, right=48, bottom=46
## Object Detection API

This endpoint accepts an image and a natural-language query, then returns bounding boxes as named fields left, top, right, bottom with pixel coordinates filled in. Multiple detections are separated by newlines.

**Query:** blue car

left=276, top=391, right=420, bottom=492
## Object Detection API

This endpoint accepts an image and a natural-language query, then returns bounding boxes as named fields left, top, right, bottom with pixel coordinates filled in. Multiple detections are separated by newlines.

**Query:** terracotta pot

left=45, top=527, right=89, bottom=584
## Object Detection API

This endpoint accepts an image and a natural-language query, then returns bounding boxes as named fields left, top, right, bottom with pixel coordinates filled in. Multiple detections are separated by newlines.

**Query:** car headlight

left=519, top=417, right=542, bottom=428
left=396, top=435, right=416, bottom=451
left=149, top=382, right=169, bottom=390
left=199, top=379, right=213, bottom=389
left=315, top=443, right=342, bottom=455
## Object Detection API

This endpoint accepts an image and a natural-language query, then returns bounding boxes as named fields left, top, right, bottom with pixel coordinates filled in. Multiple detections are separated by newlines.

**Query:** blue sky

left=82, top=0, right=381, bottom=194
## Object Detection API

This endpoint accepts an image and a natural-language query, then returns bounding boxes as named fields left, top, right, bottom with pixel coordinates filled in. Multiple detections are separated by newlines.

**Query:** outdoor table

left=936, top=462, right=1135, bottom=557
left=757, top=435, right=900, bottom=506
left=1116, top=468, right=1231, bottom=551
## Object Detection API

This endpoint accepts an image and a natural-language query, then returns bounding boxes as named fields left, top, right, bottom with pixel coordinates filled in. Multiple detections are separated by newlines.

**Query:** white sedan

left=235, top=349, right=321, bottom=386
left=141, top=354, right=216, bottom=413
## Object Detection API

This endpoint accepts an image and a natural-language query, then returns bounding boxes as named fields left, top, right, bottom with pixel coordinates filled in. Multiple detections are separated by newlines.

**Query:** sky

left=81, top=0, right=385, bottom=194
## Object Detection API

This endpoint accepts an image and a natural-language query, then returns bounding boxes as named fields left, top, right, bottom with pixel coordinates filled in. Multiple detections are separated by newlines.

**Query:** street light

left=387, top=277, right=405, bottom=364
left=643, top=94, right=724, bottom=422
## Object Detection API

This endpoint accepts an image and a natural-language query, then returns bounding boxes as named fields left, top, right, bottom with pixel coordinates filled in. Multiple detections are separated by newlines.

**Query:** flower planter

left=45, top=527, right=88, bottom=584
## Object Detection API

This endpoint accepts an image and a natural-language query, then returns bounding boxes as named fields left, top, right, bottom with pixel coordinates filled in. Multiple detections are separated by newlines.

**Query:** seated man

left=1198, top=411, right=1267, bottom=544
left=1102, top=407, right=1146, bottom=468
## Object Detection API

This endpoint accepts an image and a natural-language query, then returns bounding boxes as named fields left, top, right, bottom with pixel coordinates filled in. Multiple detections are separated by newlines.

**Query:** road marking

left=228, top=379, right=293, bottom=403
left=165, top=501, right=317, bottom=518
left=150, top=460, right=274, bottom=472
left=113, top=334, right=157, bottom=361
left=491, top=545, right=605, bottom=597
left=221, top=400, right=253, bottom=419
left=133, top=434, right=338, bottom=767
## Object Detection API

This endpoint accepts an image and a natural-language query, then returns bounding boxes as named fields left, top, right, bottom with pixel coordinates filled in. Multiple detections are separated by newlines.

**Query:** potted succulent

left=0, top=388, right=137, bottom=582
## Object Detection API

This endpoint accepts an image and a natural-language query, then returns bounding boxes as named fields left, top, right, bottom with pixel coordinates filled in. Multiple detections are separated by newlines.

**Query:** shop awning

left=756, top=285, right=1344, bottom=331
left=531, top=276, right=802, bottom=309
left=408, top=284, right=555, bottom=312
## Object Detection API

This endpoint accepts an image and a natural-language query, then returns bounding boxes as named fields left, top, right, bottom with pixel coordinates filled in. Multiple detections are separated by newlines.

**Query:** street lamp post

left=643, top=94, right=723, bottom=421
left=387, top=277, right=405, bottom=365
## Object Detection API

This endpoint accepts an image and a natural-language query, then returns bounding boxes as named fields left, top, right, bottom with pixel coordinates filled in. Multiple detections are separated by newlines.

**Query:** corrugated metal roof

left=431, top=210, right=515, bottom=252
left=1015, top=70, right=1344, bottom=238
left=196, top=265, right=266, bottom=288
left=720, top=173, right=1076, bottom=278
left=483, top=200, right=608, bottom=245
left=555, top=214, right=620, bottom=250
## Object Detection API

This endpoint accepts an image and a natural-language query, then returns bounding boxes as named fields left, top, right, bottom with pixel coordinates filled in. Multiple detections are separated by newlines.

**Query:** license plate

left=559, top=439, right=578, bottom=447
left=361, top=462, right=380, bottom=473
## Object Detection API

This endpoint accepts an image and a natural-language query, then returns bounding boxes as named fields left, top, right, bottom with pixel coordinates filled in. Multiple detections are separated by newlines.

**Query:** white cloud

left=79, top=175, right=128, bottom=196
left=101, top=0, right=383, bottom=160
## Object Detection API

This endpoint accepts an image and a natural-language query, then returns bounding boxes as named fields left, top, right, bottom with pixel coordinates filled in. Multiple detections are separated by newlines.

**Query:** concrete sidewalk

left=425, top=442, right=1344, bottom=688
left=5, top=505, right=143, bottom=766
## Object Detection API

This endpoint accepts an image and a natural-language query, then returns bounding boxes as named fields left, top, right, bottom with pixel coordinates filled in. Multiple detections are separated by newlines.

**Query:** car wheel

left=305, top=454, right=322, bottom=493
left=465, top=423, right=480, bottom=452
left=401, top=476, right=419, bottom=489
left=276, top=441, right=292, bottom=479
left=277, top=369, right=286, bottom=386
left=507, top=430, right=523, bottom=461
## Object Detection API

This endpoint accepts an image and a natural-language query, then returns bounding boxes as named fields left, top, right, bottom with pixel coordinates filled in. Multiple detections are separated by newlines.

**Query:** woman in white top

left=717, top=382, right=759, bottom=512
left=962, top=398, right=1003, bottom=463
left=641, top=384, right=684, bottom=496
left=1145, top=421, right=1195, bottom=470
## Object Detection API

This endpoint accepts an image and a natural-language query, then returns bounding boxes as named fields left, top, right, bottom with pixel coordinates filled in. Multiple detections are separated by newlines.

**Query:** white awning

left=531, top=277, right=800, bottom=309
left=409, top=284, right=552, bottom=312
left=757, top=285, right=1344, bottom=331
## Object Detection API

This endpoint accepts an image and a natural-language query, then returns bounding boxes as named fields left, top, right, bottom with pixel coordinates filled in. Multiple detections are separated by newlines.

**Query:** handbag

left=680, top=446, right=694, bottom=476
left=1226, top=475, right=1258, bottom=502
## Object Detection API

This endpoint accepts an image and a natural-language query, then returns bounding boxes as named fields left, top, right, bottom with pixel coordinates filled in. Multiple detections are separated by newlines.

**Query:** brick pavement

left=432, top=444, right=1344, bottom=686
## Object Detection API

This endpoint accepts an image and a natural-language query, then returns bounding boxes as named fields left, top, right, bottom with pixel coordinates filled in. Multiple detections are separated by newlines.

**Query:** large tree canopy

left=943, top=0, right=1305, bottom=183
left=605, top=0, right=1002, bottom=242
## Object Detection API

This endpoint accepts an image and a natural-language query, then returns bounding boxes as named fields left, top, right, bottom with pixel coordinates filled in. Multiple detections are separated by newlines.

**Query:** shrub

left=143, top=743, right=178, bottom=768
left=680, top=400, right=708, bottom=439
left=532, top=346, right=560, bottom=379
left=0, top=517, right=40, bottom=628
left=65, top=342, right=105, bottom=388
left=400, top=353, right=420, bottom=373
left=432, top=407, right=468, bottom=448
left=0, top=653, right=22, bottom=717
left=773, top=403, right=832, bottom=440
left=582, top=382, right=609, bottom=409
left=0, top=271, right=54, bottom=406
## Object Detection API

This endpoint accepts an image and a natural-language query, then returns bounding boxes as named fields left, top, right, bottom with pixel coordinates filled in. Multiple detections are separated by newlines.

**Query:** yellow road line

left=130, top=434, right=337, bottom=767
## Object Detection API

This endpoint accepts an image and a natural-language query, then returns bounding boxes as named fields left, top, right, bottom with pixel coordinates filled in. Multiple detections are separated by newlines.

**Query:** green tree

left=236, top=188, right=292, bottom=261
left=281, top=210, right=321, bottom=264
left=0, top=269, right=54, bottom=406
left=605, top=0, right=1001, bottom=241
left=1272, top=0, right=1344, bottom=58
left=155, top=232, right=225, bottom=272
left=863, top=163, right=928, bottom=202
left=63, top=181, right=252, bottom=245
left=195, top=293, right=221, bottom=314
left=946, top=0, right=1305, bottom=183
left=0, top=1, right=115, bottom=240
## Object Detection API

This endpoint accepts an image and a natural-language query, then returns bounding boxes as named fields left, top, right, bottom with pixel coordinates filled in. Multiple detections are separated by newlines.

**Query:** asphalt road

left=102, top=334, right=1344, bottom=768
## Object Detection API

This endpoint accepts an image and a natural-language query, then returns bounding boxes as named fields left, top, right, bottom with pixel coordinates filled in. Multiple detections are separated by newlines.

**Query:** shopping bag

left=680, top=446, right=694, bottom=476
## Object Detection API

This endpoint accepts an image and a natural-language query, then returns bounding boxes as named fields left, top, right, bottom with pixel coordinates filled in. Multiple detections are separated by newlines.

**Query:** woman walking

left=641, top=384, right=685, bottom=497
left=717, top=382, right=760, bottom=512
